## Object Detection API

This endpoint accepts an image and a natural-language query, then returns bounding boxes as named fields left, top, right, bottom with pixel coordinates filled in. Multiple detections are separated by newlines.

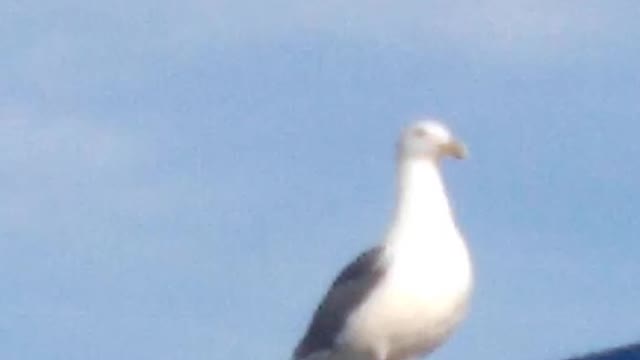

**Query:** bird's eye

left=412, top=128, right=427, bottom=138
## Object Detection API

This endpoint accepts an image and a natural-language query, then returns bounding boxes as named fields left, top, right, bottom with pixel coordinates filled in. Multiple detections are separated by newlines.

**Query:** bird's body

left=293, top=121, right=472, bottom=360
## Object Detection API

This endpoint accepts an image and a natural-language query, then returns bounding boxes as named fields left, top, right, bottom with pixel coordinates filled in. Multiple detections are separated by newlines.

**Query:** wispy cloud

left=4, top=0, right=636, bottom=83
left=0, top=110, right=210, bottom=241
left=0, top=112, right=136, bottom=232
left=193, top=0, right=635, bottom=59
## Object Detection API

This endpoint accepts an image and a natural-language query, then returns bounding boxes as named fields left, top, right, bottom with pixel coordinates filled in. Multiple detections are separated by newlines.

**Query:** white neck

left=386, top=157, right=457, bottom=248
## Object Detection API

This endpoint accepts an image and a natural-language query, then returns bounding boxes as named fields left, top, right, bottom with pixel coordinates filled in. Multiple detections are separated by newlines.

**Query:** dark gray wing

left=293, top=246, right=386, bottom=359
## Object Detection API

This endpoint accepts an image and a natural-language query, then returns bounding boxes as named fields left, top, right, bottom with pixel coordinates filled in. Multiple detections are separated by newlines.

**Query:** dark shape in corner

left=566, top=343, right=640, bottom=360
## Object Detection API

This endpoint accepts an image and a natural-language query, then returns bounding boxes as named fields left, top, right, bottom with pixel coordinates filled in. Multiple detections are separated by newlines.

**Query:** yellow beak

left=442, top=140, right=467, bottom=159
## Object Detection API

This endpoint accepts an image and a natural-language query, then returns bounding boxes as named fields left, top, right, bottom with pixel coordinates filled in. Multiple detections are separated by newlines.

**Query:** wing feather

left=293, top=246, right=386, bottom=359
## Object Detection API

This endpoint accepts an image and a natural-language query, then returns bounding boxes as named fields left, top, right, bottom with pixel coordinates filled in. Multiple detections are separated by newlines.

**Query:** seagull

left=292, top=120, right=473, bottom=360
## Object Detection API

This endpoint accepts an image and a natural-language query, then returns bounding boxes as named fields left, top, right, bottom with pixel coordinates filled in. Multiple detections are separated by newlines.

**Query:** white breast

left=336, top=154, right=472, bottom=359
left=340, top=228, right=473, bottom=359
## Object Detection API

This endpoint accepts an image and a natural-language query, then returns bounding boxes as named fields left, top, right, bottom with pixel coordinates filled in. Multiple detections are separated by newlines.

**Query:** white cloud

left=0, top=112, right=136, bottom=173
left=4, top=0, right=634, bottom=94
left=193, top=0, right=632, bottom=59
left=0, top=111, right=200, bottom=238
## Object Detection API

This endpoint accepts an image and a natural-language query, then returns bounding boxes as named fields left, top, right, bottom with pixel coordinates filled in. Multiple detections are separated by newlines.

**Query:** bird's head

left=398, top=120, right=467, bottom=161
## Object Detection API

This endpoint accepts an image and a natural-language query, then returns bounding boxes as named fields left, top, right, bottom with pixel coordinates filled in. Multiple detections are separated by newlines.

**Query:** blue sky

left=2, top=1, right=640, bottom=359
